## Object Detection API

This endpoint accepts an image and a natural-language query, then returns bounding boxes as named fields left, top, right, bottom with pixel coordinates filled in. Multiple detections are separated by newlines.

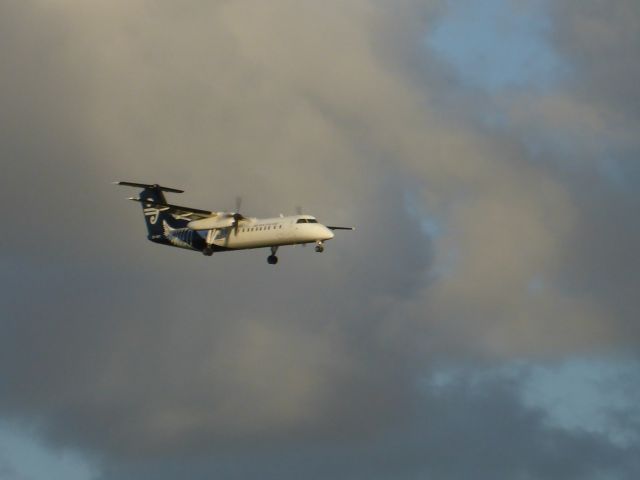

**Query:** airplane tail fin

left=114, top=182, right=188, bottom=240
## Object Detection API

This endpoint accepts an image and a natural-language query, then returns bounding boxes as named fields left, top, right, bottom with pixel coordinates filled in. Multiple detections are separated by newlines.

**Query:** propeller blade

left=231, top=197, right=244, bottom=235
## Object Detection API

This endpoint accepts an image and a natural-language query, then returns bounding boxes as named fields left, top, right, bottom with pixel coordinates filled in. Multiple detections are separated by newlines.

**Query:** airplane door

left=213, top=228, right=230, bottom=246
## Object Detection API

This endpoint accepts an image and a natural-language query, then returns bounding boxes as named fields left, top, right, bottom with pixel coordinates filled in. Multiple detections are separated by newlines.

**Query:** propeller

left=225, top=196, right=245, bottom=245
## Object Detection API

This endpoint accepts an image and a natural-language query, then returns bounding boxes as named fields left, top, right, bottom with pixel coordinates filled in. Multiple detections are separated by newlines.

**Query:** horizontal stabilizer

left=114, top=181, right=184, bottom=193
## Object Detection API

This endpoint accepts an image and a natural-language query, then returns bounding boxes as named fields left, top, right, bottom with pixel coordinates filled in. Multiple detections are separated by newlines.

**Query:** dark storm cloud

left=549, top=0, right=640, bottom=343
left=98, top=369, right=639, bottom=480
left=1, top=0, right=639, bottom=479
left=0, top=455, right=28, bottom=480
left=499, top=0, right=640, bottom=348
left=550, top=0, right=640, bottom=124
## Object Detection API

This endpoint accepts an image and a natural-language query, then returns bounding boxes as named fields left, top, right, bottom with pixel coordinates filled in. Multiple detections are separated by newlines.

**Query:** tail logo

left=143, top=206, right=160, bottom=224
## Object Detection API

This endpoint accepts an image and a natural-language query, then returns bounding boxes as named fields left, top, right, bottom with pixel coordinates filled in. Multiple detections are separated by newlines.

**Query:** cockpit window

left=297, top=218, right=317, bottom=224
left=307, top=219, right=317, bottom=223
left=296, top=219, right=307, bottom=223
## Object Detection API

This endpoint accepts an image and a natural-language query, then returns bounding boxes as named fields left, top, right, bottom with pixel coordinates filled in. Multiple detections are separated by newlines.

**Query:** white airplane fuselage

left=208, top=215, right=334, bottom=250
left=164, top=215, right=334, bottom=251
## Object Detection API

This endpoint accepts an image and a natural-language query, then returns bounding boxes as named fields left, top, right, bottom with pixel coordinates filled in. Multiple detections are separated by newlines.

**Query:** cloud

left=98, top=366, right=640, bottom=480
left=1, top=0, right=639, bottom=478
left=550, top=0, right=640, bottom=124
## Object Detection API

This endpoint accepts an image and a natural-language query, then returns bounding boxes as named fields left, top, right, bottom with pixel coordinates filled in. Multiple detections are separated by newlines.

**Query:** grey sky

left=1, top=1, right=639, bottom=478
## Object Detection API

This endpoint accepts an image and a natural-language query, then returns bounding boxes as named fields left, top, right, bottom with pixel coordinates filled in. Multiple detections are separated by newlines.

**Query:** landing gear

left=203, top=229, right=215, bottom=256
left=267, top=246, right=279, bottom=265
left=315, top=241, right=325, bottom=253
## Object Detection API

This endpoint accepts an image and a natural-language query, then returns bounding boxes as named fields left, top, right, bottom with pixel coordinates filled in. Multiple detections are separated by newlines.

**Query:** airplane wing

left=128, top=198, right=214, bottom=221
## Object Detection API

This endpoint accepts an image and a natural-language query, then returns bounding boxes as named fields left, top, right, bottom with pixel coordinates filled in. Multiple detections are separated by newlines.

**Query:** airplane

left=115, top=181, right=354, bottom=264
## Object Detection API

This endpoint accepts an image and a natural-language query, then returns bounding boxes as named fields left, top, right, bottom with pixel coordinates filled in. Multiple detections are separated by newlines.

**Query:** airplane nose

left=309, top=224, right=334, bottom=242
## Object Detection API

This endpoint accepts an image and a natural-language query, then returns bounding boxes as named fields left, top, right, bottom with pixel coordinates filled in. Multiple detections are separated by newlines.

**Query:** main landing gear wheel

left=267, top=246, right=279, bottom=265
left=202, top=246, right=213, bottom=256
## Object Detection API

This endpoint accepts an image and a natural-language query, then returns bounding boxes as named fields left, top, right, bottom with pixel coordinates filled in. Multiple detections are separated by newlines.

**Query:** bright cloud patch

left=428, top=0, right=565, bottom=91
left=524, top=356, right=640, bottom=447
